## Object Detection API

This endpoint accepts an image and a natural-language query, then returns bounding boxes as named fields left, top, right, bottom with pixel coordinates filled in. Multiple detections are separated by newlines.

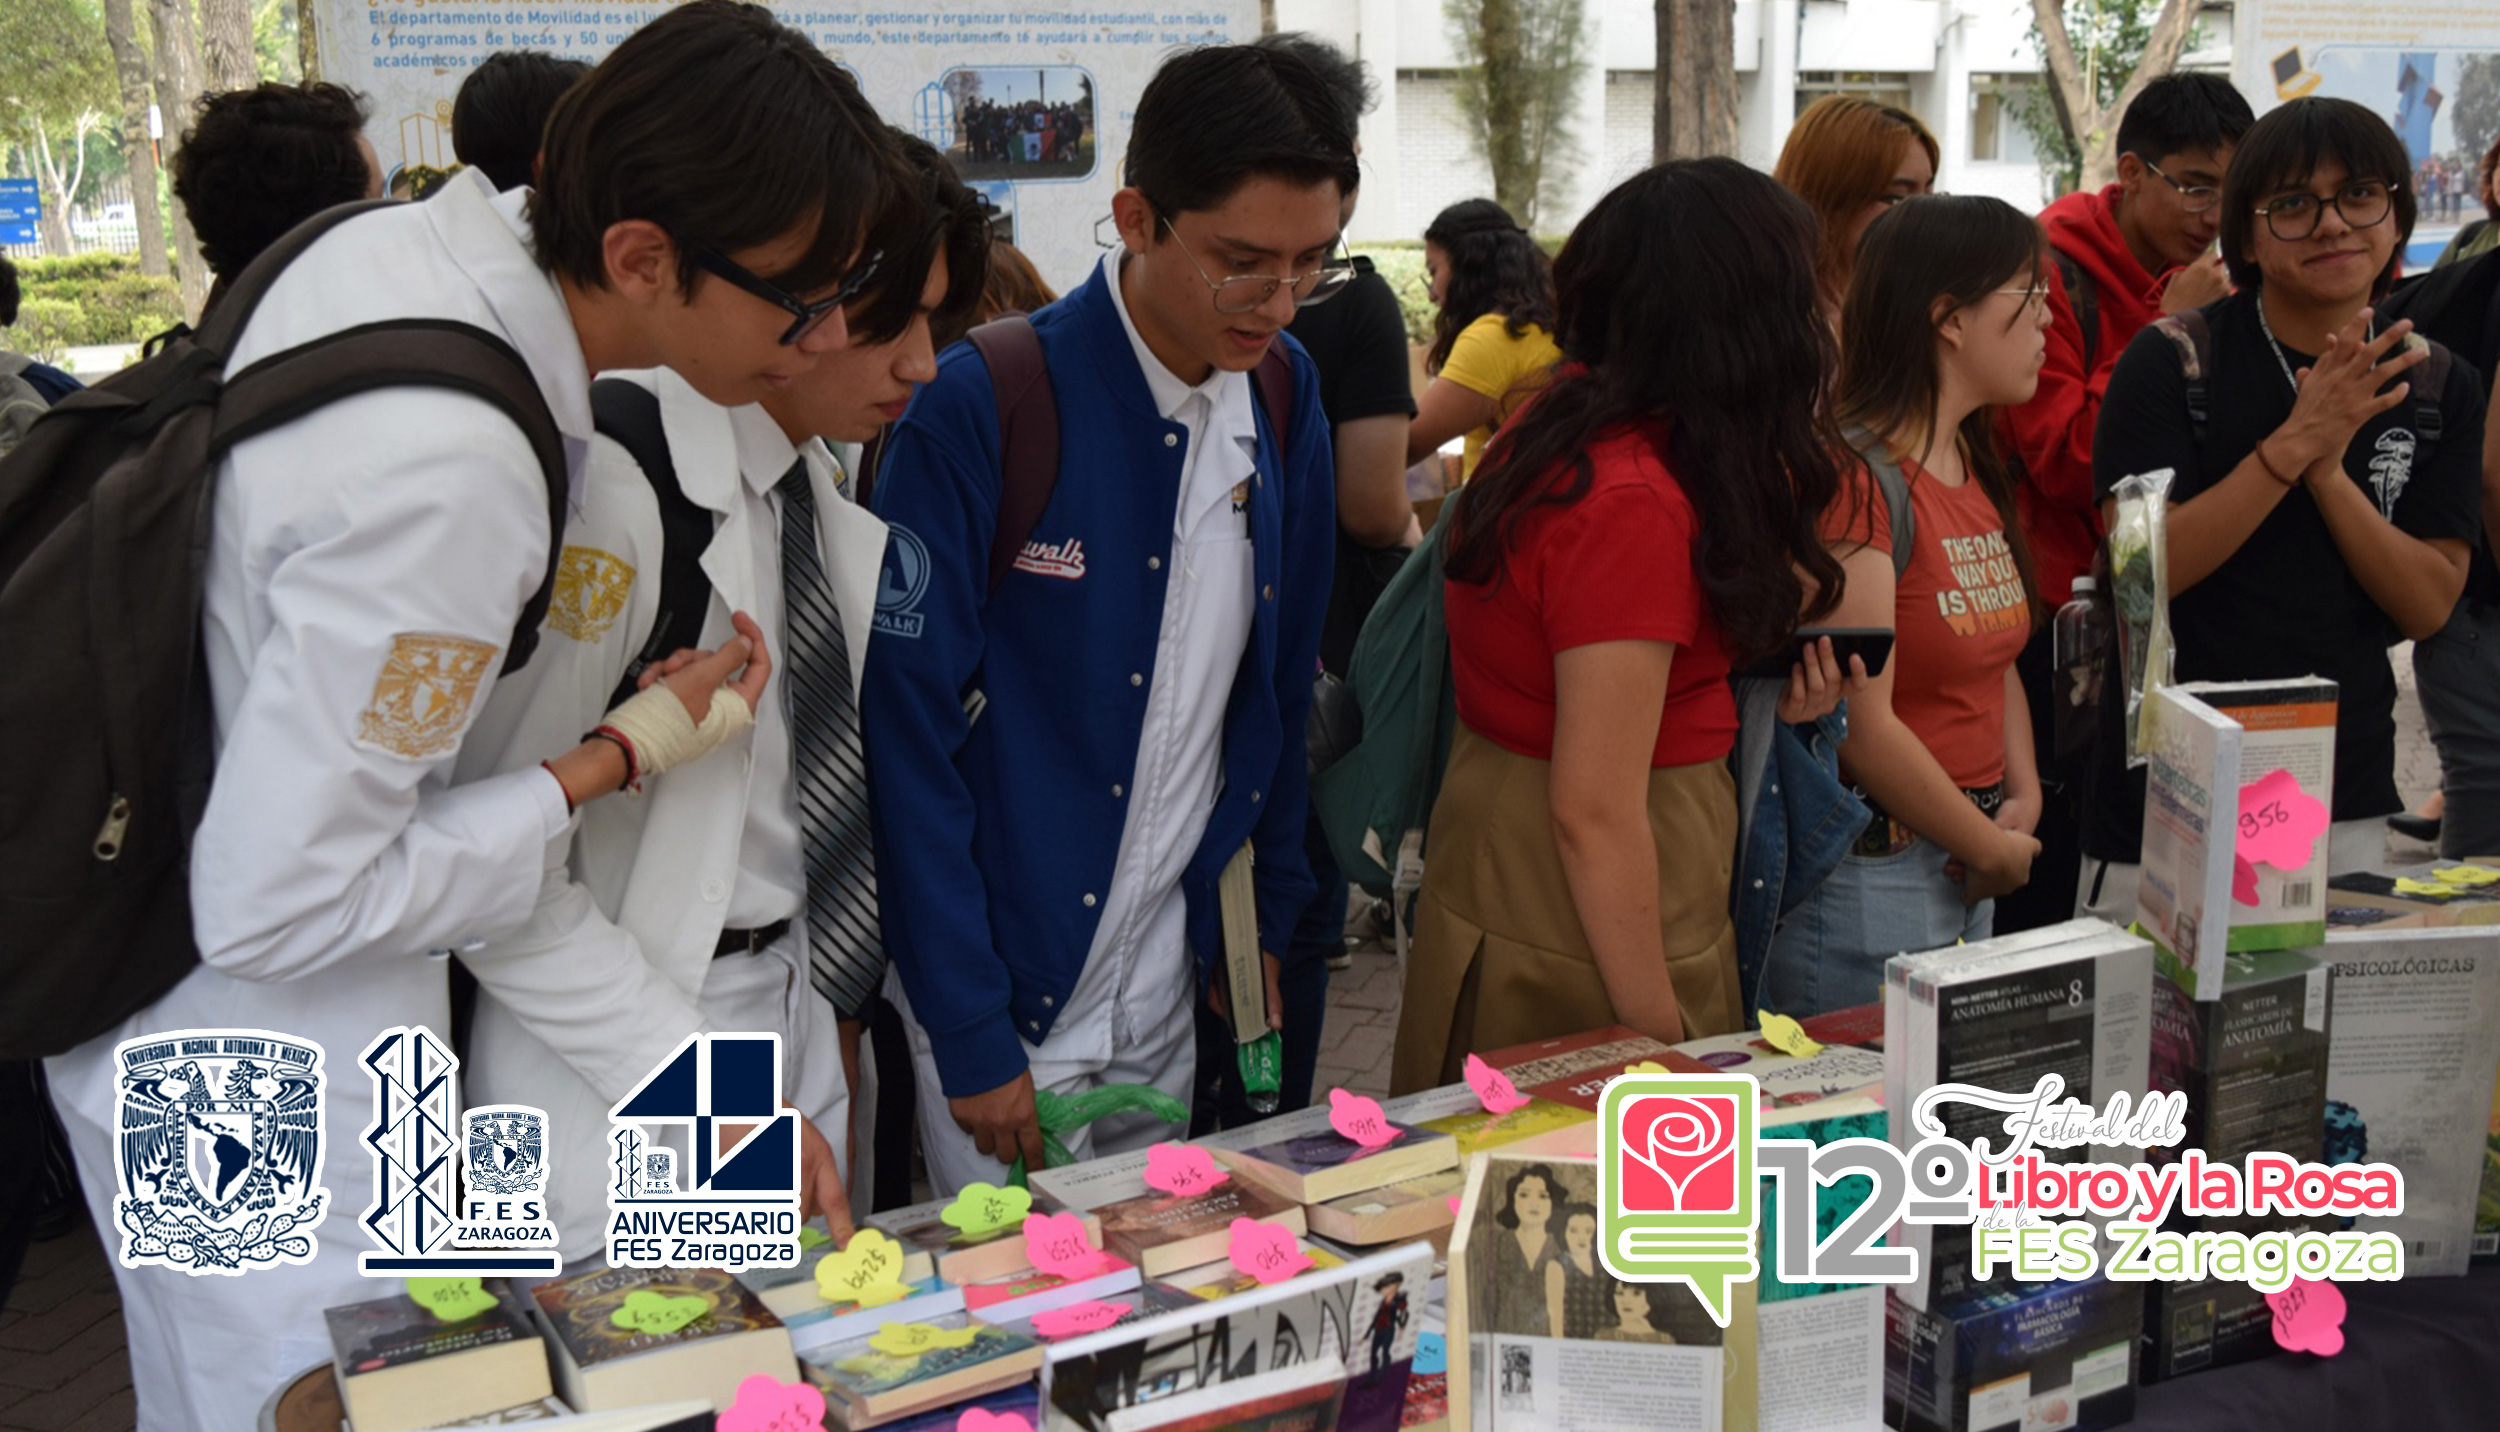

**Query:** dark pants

left=1994, top=624, right=2085, bottom=933
left=2415, top=602, right=2500, bottom=860
left=0, top=1061, right=76, bottom=1301
left=1192, top=811, right=1339, bottom=1132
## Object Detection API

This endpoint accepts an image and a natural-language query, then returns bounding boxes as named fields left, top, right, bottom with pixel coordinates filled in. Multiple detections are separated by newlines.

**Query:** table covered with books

left=286, top=864, right=2500, bottom=1432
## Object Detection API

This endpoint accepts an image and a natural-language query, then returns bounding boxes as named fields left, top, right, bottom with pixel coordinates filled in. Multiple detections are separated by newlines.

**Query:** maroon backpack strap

left=1253, top=343, right=1293, bottom=452
left=965, top=314, right=1058, bottom=596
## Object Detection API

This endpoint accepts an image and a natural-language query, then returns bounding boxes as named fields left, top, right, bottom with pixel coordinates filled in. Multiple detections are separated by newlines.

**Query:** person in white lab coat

left=457, top=132, right=989, bottom=1251
left=41, top=8, right=901, bottom=1431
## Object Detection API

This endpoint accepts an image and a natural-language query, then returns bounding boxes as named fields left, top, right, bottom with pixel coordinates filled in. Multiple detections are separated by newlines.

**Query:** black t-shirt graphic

left=2083, top=292, right=2487, bottom=861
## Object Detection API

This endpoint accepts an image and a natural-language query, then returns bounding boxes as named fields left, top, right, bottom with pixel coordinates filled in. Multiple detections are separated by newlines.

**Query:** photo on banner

left=315, top=0, right=1256, bottom=289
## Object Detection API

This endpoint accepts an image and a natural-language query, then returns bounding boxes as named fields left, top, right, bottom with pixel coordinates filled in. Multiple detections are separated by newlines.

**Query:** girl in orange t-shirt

left=1760, top=195, right=2052, bottom=1016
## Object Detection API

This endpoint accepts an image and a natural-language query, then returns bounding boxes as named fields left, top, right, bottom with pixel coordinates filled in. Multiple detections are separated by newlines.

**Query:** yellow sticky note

left=1757, top=1010, right=1825, bottom=1060
left=2434, top=866, right=2500, bottom=887
left=1624, top=1060, right=1669, bottom=1075
left=940, top=1181, right=1031, bottom=1238
left=2396, top=877, right=2461, bottom=898
left=869, top=1321, right=979, bottom=1358
left=815, top=1227, right=911, bottom=1308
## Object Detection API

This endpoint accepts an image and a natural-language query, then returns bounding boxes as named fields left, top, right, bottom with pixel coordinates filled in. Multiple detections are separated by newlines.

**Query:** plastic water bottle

left=2052, top=575, right=2108, bottom=762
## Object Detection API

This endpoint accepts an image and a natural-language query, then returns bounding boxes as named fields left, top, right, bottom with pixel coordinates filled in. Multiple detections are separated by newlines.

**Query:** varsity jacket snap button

left=1130, top=673, right=1144, bottom=686
left=1163, top=433, right=1178, bottom=448
left=1148, top=556, right=1162, bottom=570
left=1082, top=893, right=1098, bottom=907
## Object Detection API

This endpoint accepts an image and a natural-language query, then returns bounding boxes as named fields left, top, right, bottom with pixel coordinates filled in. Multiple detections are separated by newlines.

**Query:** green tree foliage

left=1444, top=0, right=1590, bottom=227
left=2017, top=0, right=2198, bottom=197
left=2456, top=55, right=2499, bottom=178
left=0, top=0, right=118, bottom=248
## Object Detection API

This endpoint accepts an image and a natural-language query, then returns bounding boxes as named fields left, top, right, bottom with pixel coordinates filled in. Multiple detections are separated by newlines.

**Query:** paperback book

left=741, top=1218, right=937, bottom=1320
left=1042, top=1241, right=1432, bottom=1432
left=961, top=1256, right=1145, bottom=1326
left=1094, top=1179, right=1307, bottom=1279
left=1448, top=1153, right=1724, bottom=1432
left=1473, top=1027, right=1708, bottom=1112
left=530, top=1264, right=796, bottom=1413
left=1883, top=1277, right=2138, bottom=1432
left=866, top=1192, right=1097, bottom=1286
left=780, top=1276, right=967, bottom=1357
left=2317, top=927, right=2500, bottom=1275
left=1893, top=923, right=2154, bottom=1311
left=2143, top=949, right=2331, bottom=1221
left=1215, top=1121, right=1458, bottom=1204
left=326, top=1280, right=552, bottom=1432
left=797, top=1311, right=1044, bottom=1429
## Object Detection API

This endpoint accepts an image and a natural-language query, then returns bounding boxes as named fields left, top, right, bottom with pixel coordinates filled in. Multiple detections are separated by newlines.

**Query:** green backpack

left=1310, top=496, right=1463, bottom=904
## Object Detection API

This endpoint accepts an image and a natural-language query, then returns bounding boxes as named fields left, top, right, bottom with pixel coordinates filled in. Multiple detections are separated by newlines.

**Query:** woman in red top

left=1391, top=160, right=1851, bottom=1089
left=1760, top=196, right=2052, bottom=1017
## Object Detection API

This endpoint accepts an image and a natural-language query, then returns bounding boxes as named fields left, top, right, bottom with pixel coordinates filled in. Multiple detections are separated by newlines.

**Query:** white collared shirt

left=1042, top=250, right=1260, bottom=1066
left=724, top=405, right=813, bottom=927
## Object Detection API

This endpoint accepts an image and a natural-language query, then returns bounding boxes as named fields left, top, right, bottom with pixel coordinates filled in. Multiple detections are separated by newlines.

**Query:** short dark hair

left=452, top=50, right=591, bottom=191
left=171, top=81, right=373, bottom=281
left=2115, top=72, right=2256, bottom=166
left=2218, top=97, right=2416, bottom=295
left=532, top=0, right=900, bottom=297
left=1251, top=31, right=1376, bottom=134
left=1125, top=44, right=1359, bottom=218
left=0, top=257, right=18, bottom=328
left=848, top=129, right=991, bottom=349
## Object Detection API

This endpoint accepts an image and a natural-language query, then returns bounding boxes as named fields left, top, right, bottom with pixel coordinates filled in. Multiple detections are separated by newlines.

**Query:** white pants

left=46, top=955, right=452, bottom=1432
left=467, top=930, right=849, bottom=1260
left=2076, top=816, right=2390, bottom=923
left=887, top=966, right=1196, bottom=1198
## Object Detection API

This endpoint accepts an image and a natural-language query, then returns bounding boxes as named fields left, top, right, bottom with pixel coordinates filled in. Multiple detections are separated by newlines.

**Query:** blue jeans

left=1758, top=835, right=1994, bottom=1016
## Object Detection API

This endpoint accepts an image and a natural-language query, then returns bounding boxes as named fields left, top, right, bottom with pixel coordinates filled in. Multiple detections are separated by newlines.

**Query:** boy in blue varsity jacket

left=862, top=43, right=1352, bottom=1192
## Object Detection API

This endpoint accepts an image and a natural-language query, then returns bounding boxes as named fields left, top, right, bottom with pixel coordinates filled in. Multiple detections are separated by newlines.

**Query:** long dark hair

left=1424, top=199, right=1558, bottom=374
left=1834, top=195, right=2045, bottom=626
left=1444, top=159, right=1847, bottom=665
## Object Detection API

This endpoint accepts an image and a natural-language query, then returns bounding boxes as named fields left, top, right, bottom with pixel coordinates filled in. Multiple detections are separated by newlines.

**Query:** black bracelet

left=582, top=727, right=638, bottom=791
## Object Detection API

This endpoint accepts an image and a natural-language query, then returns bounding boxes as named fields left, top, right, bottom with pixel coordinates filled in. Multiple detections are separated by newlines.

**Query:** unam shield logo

left=464, top=1106, right=546, bottom=1197
left=1599, top=1072, right=1760, bottom=1326
left=111, top=1029, right=327, bottom=1275
left=875, top=525, right=931, bottom=639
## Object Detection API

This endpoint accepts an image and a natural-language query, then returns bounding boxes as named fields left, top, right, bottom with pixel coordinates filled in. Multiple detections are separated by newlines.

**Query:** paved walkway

left=0, top=666, right=2446, bottom=1430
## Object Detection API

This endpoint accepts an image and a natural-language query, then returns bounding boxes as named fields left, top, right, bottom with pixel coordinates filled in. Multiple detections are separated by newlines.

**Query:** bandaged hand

left=601, top=612, right=772, bottom=780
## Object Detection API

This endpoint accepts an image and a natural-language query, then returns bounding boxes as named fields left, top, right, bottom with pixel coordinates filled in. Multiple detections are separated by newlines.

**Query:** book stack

left=960, top=1256, right=1145, bottom=1326
left=2138, top=949, right=2333, bottom=1380
left=797, top=1312, right=1045, bottom=1430
left=1747, top=1093, right=1890, bottom=1430
left=530, top=1264, right=798, bottom=1413
left=1214, top=1119, right=1459, bottom=1206
left=1886, top=920, right=2154, bottom=1312
left=1446, top=1152, right=1725, bottom=1432
left=1092, top=1179, right=1308, bottom=1279
left=1884, top=1276, right=2139, bottom=1432
left=325, top=1280, right=553, bottom=1432
left=2315, top=927, right=2500, bottom=1276
left=1474, top=1026, right=1709, bottom=1111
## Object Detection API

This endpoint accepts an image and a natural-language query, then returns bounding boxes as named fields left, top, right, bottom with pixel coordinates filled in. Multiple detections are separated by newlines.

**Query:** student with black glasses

left=2078, top=97, right=2488, bottom=920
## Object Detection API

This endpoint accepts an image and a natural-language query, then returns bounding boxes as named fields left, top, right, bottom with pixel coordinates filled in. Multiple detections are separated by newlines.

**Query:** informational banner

left=2232, top=0, right=2500, bottom=261
left=310, top=0, right=1257, bottom=290
left=0, top=178, right=39, bottom=248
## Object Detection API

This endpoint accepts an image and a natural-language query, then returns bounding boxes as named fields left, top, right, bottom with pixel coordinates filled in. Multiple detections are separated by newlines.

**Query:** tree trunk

left=102, top=0, right=169, bottom=277
left=149, top=0, right=211, bottom=314
left=199, top=0, right=254, bottom=89
left=1653, top=0, right=1739, bottom=161
left=33, top=125, right=76, bottom=256
left=2031, top=0, right=2199, bottom=191
left=1478, top=0, right=1535, bottom=221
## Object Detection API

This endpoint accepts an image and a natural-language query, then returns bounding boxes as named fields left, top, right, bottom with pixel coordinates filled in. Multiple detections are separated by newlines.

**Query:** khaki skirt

left=1389, top=722, right=1743, bottom=1094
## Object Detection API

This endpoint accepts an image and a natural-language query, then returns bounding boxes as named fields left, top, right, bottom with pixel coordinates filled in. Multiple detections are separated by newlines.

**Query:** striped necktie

left=775, top=459, right=882, bottom=1018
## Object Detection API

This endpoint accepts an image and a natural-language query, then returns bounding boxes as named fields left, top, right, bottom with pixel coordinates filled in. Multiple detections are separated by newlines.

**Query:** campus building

left=1285, top=0, right=2232, bottom=242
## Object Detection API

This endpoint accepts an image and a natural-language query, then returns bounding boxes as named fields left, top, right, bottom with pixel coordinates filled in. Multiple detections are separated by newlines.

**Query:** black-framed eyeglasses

left=2139, top=156, right=2221, bottom=215
left=1157, top=216, right=1353, bottom=314
left=688, top=244, right=884, bottom=345
left=2254, top=181, right=2393, bottom=242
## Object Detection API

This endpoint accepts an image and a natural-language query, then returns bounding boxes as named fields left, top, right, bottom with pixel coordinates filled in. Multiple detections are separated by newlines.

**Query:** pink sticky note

left=2267, top=1277, right=2347, bottom=1357
left=1328, top=1087, right=1398, bottom=1148
left=1023, top=1211, right=1108, bottom=1280
left=956, top=1410, right=1035, bottom=1432
left=1445, top=1195, right=1462, bottom=1216
left=1227, top=1216, right=1314, bottom=1285
left=715, top=1373, right=826, bottom=1432
left=1144, top=1142, right=1227, bottom=1197
left=2238, top=768, right=2330, bottom=874
left=1463, top=1053, right=1532, bottom=1116
left=2232, top=854, right=2262, bottom=907
left=1030, top=1299, right=1134, bottom=1341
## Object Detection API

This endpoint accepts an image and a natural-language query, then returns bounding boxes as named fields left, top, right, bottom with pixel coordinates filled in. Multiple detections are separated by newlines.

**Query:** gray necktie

left=775, top=460, right=881, bottom=1018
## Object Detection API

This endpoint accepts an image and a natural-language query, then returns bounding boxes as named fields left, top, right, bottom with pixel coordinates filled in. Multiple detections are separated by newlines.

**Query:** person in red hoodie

left=1995, top=73, right=2255, bottom=932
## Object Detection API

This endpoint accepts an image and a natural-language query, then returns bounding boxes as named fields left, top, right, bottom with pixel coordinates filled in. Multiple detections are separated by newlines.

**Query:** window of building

left=1794, top=72, right=1914, bottom=117
left=1969, top=76, right=2041, bottom=166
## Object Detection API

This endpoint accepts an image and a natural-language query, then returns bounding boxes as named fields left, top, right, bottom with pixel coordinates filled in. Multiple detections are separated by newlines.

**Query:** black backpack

left=0, top=200, right=567, bottom=1059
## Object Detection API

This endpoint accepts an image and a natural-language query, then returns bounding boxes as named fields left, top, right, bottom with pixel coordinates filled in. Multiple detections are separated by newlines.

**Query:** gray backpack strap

left=1843, top=424, right=1917, bottom=582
